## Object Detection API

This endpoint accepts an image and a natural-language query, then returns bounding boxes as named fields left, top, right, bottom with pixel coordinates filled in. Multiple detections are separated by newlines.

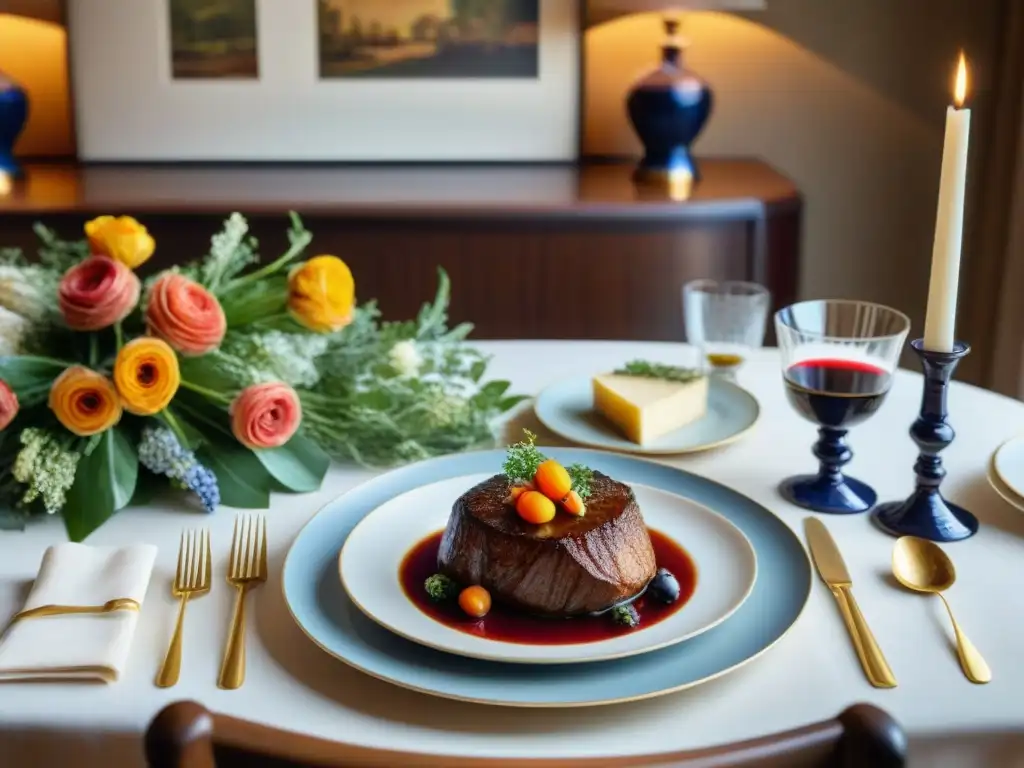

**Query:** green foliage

left=500, top=432, right=594, bottom=495
left=302, top=268, right=524, bottom=467
left=63, top=428, right=138, bottom=542
left=0, top=356, right=67, bottom=404
left=424, top=573, right=459, bottom=602
left=12, top=427, right=81, bottom=514
left=33, top=224, right=89, bottom=272
left=567, top=463, right=594, bottom=499
left=254, top=433, right=330, bottom=493
left=614, top=360, right=704, bottom=383
left=502, top=429, right=545, bottom=483
left=197, top=212, right=260, bottom=293
left=611, top=604, right=640, bottom=628
left=198, top=439, right=272, bottom=508
left=219, top=277, right=288, bottom=327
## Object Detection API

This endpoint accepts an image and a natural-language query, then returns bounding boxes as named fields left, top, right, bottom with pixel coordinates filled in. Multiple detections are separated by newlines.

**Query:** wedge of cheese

left=592, top=373, right=709, bottom=445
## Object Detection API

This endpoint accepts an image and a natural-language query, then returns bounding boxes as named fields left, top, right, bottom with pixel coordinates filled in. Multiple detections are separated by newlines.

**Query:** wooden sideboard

left=0, top=159, right=802, bottom=340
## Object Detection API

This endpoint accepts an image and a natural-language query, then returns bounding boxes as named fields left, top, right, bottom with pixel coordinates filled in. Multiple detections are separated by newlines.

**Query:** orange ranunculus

left=0, top=380, right=18, bottom=431
left=48, top=366, right=122, bottom=437
left=145, top=272, right=226, bottom=356
left=113, top=337, right=180, bottom=416
left=85, top=215, right=155, bottom=269
left=287, top=255, right=355, bottom=333
left=58, top=256, right=140, bottom=331
left=230, top=382, right=301, bottom=450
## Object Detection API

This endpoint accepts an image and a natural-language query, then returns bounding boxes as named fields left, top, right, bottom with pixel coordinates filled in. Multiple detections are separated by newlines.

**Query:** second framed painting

left=317, top=0, right=541, bottom=80
left=69, top=0, right=580, bottom=162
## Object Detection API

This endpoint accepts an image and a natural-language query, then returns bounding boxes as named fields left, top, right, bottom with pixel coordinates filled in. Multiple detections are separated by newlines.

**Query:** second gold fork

left=218, top=513, right=267, bottom=690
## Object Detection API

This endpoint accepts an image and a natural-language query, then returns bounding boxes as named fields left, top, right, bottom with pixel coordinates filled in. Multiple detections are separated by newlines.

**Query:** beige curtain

left=962, top=0, right=1024, bottom=397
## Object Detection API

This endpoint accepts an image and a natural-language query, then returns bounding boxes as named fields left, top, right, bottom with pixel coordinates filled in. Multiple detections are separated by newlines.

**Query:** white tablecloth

left=2, top=341, right=1024, bottom=768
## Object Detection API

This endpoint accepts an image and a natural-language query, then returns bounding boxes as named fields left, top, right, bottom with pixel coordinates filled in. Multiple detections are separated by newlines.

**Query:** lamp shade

left=586, top=0, right=765, bottom=27
left=589, top=0, right=765, bottom=13
left=0, top=0, right=62, bottom=24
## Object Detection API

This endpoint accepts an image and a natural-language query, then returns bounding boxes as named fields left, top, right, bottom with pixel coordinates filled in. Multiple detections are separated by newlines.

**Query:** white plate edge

left=337, top=477, right=759, bottom=665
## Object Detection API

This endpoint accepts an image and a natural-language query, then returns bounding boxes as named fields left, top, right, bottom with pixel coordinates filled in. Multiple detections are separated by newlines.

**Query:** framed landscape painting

left=69, top=0, right=580, bottom=161
left=169, top=0, right=259, bottom=79
left=317, top=0, right=540, bottom=79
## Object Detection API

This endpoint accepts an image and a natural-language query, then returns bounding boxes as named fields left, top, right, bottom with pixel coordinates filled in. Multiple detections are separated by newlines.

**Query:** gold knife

left=804, top=518, right=897, bottom=688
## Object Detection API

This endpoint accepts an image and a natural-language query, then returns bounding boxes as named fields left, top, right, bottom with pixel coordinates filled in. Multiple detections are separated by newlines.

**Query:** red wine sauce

left=399, top=529, right=696, bottom=645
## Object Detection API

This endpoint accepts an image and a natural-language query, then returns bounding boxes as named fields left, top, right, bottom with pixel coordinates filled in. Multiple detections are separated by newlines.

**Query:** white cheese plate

left=339, top=473, right=757, bottom=665
left=534, top=374, right=760, bottom=455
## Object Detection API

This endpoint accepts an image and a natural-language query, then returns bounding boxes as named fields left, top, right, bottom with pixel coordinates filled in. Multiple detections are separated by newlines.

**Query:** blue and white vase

left=0, top=72, right=29, bottom=178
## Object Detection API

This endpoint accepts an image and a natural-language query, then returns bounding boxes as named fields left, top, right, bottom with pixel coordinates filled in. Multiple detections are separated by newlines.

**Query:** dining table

left=2, top=340, right=1024, bottom=768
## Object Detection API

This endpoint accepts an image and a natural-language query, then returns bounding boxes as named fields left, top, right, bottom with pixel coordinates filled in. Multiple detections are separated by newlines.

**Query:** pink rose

left=58, top=256, right=140, bottom=331
left=0, top=380, right=18, bottom=431
left=230, top=382, right=302, bottom=450
left=145, top=272, right=226, bottom=356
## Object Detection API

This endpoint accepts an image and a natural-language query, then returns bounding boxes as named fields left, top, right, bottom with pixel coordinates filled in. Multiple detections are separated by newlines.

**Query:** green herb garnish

left=424, top=573, right=459, bottom=602
left=502, top=429, right=546, bottom=483
left=503, top=430, right=595, bottom=500
left=611, top=604, right=640, bottom=628
left=614, top=360, right=703, bottom=383
left=567, top=463, right=594, bottom=499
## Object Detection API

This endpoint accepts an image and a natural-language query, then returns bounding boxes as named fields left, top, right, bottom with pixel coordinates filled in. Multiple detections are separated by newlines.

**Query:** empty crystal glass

left=683, top=280, right=770, bottom=376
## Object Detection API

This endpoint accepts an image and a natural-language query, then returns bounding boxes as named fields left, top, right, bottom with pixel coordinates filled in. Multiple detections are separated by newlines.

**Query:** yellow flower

left=288, top=255, right=355, bottom=333
left=113, top=337, right=181, bottom=416
left=85, top=215, right=156, bottom=269
left=48, top=366, right=122, bottom=437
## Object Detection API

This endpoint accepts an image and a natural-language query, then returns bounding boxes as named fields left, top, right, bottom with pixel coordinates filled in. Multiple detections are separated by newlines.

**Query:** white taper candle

left=923, top=53, right=971, bottom=353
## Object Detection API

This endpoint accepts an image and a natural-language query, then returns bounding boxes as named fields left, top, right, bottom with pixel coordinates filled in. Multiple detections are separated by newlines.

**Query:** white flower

left=259, top=330, right=329, bottom=388
left=0, top=305, right=28, bottom=356
left=0, top=266, right=48, bottom=322
left=14, top=428, right=81, bottom=515
left=389, top=340, right=423, bottom=377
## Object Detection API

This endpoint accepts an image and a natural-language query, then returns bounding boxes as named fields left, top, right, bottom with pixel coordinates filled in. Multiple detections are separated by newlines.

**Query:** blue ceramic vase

left=627, top=19, right=712, bottom=185
left=0, top=72, right=28, bottom=178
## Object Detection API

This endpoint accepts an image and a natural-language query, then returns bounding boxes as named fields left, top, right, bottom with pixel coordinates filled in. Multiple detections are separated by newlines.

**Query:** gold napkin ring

left=9, top=598, right=140, bottom=624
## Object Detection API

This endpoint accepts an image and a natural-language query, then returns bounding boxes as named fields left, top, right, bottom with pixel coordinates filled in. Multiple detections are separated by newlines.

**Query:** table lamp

left=0, top=71, right=27, bottom=179
left=590, top=1, right=765, bottom=187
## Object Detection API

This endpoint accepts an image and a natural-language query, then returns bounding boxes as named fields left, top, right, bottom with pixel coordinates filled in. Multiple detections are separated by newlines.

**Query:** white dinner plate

left=339, top=473, right=757, bottom=665
left=993, top=436, right=1024, bottom=501
left=989, top=447, right=1024, bottom=512
left=534, top=375, right=760, bottom=455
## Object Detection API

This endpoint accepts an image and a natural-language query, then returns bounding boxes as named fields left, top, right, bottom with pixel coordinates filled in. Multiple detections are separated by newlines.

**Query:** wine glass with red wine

left=776, top=300, right=910, bottom=514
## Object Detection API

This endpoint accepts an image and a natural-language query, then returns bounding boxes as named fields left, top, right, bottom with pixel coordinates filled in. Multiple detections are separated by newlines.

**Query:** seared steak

left=438, top=472, right=656, bottom=617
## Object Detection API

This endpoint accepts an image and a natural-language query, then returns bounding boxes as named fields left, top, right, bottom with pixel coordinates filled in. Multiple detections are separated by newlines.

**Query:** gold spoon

left=892, top=536, right=991, bottom=684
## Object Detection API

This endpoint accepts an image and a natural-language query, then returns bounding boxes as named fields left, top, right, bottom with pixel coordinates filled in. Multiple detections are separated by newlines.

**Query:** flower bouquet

left=0, top=214, right=523, bottom=540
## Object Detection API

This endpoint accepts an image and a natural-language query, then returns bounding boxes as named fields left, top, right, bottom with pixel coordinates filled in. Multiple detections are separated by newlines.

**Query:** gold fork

left=218, top=513, right=267, bottom=690
left=156, top=528, right=211, bottom=688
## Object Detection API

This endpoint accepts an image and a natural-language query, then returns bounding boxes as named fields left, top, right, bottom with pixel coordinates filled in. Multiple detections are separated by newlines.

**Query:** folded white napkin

left=0, top=543, right=157, bottom=682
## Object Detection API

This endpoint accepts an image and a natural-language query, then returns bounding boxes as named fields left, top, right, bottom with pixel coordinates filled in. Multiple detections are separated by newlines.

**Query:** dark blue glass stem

left=815, top=427, right=851, bottom=483
left=779, top=426, right=876, bottom=514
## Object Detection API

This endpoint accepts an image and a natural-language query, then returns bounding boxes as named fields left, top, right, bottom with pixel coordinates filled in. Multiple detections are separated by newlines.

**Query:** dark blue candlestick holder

left=872, top=339, right=978, bottom=542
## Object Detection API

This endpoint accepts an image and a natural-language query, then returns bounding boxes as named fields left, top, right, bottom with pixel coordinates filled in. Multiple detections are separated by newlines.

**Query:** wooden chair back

left=145, top=700, right=906, bottom=768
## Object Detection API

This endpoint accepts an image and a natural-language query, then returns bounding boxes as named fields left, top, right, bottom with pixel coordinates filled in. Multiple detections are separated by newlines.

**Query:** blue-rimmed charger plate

left=282, top=449, right=811, bottom=708
left=534, top=376, right=760, bottom=455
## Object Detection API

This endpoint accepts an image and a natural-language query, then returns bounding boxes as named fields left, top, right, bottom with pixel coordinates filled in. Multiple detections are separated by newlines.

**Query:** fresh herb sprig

left=502, top=429, right=546, bottom=483
left=611, top=604, right=640, bottom=628
left=502, top=431, right=594, bottom=497
left=614, top=360, right=703, bottom=383
left=567, top=463, right=593, bottom=499
left=424, top=573, right=459, bottom=602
